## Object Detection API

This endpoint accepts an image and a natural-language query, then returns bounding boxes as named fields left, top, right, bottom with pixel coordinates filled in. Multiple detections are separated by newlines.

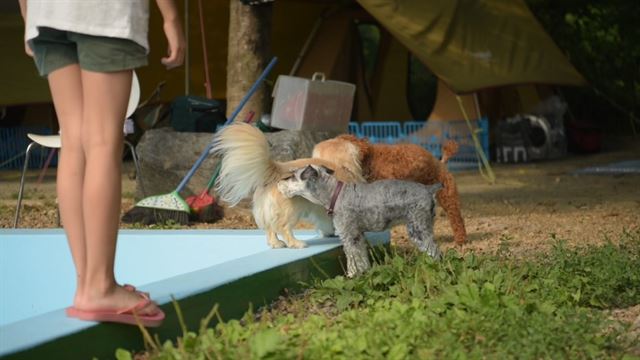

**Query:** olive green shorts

left=28, top=27, right=148, bottom=77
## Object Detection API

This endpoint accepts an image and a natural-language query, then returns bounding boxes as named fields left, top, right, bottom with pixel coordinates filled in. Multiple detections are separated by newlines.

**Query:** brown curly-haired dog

left=312, top=135, right=467, bottom=245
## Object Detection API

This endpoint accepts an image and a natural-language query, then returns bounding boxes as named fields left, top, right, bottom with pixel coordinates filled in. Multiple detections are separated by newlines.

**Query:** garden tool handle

left=175, top=57, right=278, bottom=193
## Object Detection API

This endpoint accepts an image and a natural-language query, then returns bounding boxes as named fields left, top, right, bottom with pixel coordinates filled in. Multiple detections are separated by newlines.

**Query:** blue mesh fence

left=347, top=118, right=489, bottom=171
left=0, top=127, right=57, bottom=170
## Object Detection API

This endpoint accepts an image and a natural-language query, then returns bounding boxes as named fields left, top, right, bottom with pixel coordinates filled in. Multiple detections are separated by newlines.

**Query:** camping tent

left=271, top=0, right=585, bottom=122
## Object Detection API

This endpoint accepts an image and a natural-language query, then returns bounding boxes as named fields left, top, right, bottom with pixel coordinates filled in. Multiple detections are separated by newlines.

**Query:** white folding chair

left=14, top=72, right=144, bottom=228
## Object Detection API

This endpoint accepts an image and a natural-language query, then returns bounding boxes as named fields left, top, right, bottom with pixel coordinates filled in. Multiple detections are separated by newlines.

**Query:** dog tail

left=441, top=140, right=459, bottom=164
left=210, top=122, right=281, bottom=206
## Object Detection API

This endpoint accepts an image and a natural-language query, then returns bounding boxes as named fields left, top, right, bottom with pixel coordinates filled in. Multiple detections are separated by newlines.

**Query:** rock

left=266, top=129, right=339, bottom=162
left=134, top=127, right=219, bottom=200
left=133, top=127, right=338, bottom=201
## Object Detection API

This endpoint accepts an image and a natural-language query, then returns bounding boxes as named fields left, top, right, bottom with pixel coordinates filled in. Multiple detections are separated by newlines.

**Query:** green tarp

left=356, top=0, right=586, bottom=94
left=0, top=0, right=586, bottom=106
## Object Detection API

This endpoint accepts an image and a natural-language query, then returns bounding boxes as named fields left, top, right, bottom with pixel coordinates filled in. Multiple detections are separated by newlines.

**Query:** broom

left=185, top=110, right=255, bottom=221
left=126, top=57, right=278, bottom=225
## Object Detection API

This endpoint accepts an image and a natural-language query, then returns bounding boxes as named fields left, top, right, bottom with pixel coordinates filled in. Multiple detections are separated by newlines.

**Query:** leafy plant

left=119, top=230, right=640, bottom=359
left=527, top=0, right=640, bottom=133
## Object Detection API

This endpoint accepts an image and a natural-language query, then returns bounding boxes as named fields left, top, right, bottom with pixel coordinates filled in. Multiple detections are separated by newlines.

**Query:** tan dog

left=313, top=135, right=467, bottom=245
left=210, top=123, right=364, bottom=249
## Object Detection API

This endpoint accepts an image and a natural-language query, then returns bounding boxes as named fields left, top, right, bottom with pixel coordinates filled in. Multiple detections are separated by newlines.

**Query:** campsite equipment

left=170, top=0, right=222, bottom=133
left=270, top=72, right=355, bottom=133
left=125, top=81, right=171, bottom=146
left=170, top=96, right=226, bottom=132
left=185, top=111, right=256, bottom=215
left=128, top=57, right=278, bottom=225
left=198, top=0, right=213, bottom=99
left=495, top=114, right=567, bottom=164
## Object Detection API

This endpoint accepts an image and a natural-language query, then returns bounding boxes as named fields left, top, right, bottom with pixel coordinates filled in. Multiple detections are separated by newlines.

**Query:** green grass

left=125, top=220, right=189, bottom=230
left=120, top=230, right=640, bottom=360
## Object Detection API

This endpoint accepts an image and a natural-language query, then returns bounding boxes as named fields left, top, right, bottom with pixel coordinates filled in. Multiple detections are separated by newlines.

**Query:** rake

left=129, top=57, right=277, bottom=224
left=186, top=110, right=255, bottom=216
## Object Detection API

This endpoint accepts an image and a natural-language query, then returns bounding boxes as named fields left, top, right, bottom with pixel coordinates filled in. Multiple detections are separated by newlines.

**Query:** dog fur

left=278, top=164, right=443, bottom=277
left=312, top=135, right=467, bottom=245
left=210, top=123, right=364, bottom=249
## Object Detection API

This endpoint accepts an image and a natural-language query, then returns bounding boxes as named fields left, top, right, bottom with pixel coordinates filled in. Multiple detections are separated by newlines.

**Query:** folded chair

left=13, top=72, right=144, bottom=228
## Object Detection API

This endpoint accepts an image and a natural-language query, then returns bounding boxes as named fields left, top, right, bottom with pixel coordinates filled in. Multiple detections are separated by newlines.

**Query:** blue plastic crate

left=347, top=122, right=360, bottom=136
left=361, top=122, right=403, bottom=144
left=0, top=127, right=57, bottom=170
left=353, top=118, right=489, bottom=171
left=402, top=121, right=425, bottom=136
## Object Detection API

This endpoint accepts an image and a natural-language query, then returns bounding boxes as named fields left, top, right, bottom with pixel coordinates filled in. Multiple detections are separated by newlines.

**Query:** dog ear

left=300, top=165, right=318, bottom=181
left=338, top=134, right=371, bottom=165
left=320, top=165, right=335, bottom=175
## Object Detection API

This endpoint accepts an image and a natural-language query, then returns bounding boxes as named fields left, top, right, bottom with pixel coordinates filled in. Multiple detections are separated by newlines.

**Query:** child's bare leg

left=48, top=65, right=87, bottom=299
left=73, top=69, right=157, bottom=314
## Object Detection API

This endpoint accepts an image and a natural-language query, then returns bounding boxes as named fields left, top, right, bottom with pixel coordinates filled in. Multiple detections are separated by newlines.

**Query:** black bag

left=170, top=96, right=226, bottom=133
left=125, top=82, right=171, bottom=145
left=495, top=114, right=563, bottom=163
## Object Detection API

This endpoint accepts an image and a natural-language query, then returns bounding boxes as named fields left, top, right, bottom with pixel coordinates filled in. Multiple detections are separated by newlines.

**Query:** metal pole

left=185, top=0, right=190, bottom=95
left=14, top=142, right=36, bottom=228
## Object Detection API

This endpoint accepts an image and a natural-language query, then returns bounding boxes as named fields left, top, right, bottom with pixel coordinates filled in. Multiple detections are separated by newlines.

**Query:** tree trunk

left=226, top=1, right=272, bottom=122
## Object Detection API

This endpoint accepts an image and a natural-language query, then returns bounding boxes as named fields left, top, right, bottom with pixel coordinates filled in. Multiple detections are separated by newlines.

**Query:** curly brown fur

left=441, top=140, right=459, bottom=164
left=313, top=135, right=467, bottom=245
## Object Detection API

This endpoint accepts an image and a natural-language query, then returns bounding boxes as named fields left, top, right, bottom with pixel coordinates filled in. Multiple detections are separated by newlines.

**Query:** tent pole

left=455, top=95, right=495, bottom=183
left=473, top=92, right=482, bottom=119
left=184, top=0, right=190, bottom=95
left=289, top=8, right=330, bottom=76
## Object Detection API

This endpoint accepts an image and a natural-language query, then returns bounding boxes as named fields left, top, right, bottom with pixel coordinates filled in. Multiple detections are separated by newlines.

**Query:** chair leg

left=14, top=142, right=37, bottom=228
left=56, top=198, right=61, bottom=227
left=124, top=140, right=146, bottom=197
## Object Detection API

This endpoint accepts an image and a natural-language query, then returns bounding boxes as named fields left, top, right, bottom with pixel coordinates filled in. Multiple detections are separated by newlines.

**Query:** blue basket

left=348, top=118, right=489, bottom=171
left=361, top=122, right=403, bottom=144
left=0, top=127, right=57, bottom=170
left=348, top=122, right=360, bottom=137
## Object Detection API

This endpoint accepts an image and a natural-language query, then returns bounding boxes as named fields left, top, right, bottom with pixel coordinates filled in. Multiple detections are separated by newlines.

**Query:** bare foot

left=73, top=284, right=161, bottom=316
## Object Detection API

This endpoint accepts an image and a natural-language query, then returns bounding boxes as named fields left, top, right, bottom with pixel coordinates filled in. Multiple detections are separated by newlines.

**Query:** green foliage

left=527, top=0, right=640, bottom=132
left=124, top=230, right=640, bottom=359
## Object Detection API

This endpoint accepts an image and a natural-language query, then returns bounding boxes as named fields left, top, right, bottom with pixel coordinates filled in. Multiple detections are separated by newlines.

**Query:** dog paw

left=287, top=240, right=308, bottom=249
left=268, top=240, right=287, bottom=249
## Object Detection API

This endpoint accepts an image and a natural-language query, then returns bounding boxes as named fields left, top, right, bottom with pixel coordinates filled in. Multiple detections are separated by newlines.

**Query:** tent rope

left=455, top=95, right=496, bottom=184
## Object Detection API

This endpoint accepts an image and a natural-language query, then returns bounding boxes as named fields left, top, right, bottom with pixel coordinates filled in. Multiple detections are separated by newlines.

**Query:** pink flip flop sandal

left=66, top=292, right=165, bottom=328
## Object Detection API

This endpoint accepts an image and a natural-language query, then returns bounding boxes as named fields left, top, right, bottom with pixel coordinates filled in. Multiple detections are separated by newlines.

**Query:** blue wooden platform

left=0, top=229, right=389, bottom=359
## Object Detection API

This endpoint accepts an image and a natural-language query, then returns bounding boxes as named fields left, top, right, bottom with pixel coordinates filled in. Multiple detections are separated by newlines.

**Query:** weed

left=126, top=219, right=187, bottom=230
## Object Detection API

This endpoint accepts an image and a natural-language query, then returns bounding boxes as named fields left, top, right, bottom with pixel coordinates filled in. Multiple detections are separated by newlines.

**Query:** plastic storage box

left=270, top=73, right=356, bottom=132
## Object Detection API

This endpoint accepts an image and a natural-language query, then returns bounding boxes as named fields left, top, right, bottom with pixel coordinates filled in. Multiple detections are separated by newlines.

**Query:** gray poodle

left=277, top=164, right=443, bottom=277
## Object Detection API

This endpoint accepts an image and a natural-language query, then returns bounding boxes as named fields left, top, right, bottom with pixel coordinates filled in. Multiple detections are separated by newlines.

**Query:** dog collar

left=327, top=181, right=344, bottom=216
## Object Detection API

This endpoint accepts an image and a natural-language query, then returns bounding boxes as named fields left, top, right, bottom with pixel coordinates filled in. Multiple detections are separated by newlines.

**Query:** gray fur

left=278, top=165, right=443, bottom=277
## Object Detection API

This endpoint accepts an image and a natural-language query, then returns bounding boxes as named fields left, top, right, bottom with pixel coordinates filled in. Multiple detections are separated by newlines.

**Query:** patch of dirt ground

left=3, top=137, right=638, bottom=257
